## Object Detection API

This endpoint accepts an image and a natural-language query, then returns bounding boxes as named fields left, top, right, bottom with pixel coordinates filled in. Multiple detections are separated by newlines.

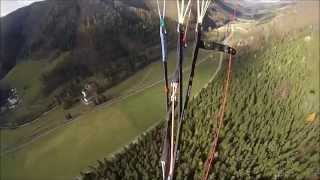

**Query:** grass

left=0, top=53, right=73, bottom=127
left=1, top=60, right=45, bottom=104
left=0, top=60, right=50, bottom=126
left=0, top=45, right=222, bottom=179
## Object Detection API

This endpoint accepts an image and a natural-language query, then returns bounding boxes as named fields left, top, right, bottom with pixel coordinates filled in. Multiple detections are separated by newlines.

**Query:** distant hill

left=0, top=0, right=161, bottom=79
left=0, top=0, right=282, bottom=81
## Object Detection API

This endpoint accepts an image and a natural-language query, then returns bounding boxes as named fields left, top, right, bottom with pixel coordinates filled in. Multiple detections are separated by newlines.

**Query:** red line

left=202, top=0, right=238, bottom=177
left=202, top=54, right=233, bottom=180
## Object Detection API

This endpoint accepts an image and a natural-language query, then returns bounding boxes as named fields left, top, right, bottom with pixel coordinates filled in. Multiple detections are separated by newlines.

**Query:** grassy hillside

left=0, top=60, right=56, bottom=126
left=79, top=29, right=319, bottom=179
left=2, top=61, right=45, bottom=103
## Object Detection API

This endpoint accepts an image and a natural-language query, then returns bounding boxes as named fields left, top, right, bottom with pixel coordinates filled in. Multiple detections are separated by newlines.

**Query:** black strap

left=160, top=61, right=170, bottom=178
left=172, top=26, right=237, bottom=180
left=162, top=61, right=170, bottom=110
left=160, top=24, right=170, bottom=180
left=199, top=40, right=237, bottom=55
left=180, top=25, right=202, bottom=125
left=172, top=24, right=202, bottom=180
left=178, top=28, right=184, bottom=125
left=166, top=24, right=237, bottom=180
left=169, top=26, right=185, bottom=180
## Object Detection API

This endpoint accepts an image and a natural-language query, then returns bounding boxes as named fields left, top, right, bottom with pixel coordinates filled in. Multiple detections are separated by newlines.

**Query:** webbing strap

left=160, top=26, right=168, bottom=62
left=199, top=40, right=237, bottom=55
left=158, top=1, right=170, bottom=179
left=172, top=25, right=202, bottom=178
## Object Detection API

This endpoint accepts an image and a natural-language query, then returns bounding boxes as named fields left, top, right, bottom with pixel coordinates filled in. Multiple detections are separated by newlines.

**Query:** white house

left=80, top=83, right=97, bottom=105
left=81, top=90, right=94, bottom=105
left=7, top=88, right=19, bottom=109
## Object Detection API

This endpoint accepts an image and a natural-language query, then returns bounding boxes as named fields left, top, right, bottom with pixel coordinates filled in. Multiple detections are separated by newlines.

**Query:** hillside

left=0, top=0, right=167, bottom=126
left=79, top=20, right=319, bottom=180
left=0, top=0, right=284, bottom=78
left=0, top=0, right=159, bottom=78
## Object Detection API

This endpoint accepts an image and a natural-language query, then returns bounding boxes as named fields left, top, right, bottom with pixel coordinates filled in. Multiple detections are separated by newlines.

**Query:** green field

left=0, top=52, right=73, bottom=127
left=0, top=60, right=52, bottom=126
left=0, top=44, right=223, bottom=179
left=2, top=60, right=45, bottom=104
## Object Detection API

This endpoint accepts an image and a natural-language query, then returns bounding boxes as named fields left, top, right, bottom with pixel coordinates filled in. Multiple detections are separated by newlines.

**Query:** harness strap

left=199, top=40, right=237, bottom=55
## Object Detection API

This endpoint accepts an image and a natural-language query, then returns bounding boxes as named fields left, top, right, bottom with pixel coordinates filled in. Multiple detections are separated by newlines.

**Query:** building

left=81, top=83, right=98, bottom=105
left=7, top=88, right=19, bottom=109
left=0, top=88, right=20, bottom=111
